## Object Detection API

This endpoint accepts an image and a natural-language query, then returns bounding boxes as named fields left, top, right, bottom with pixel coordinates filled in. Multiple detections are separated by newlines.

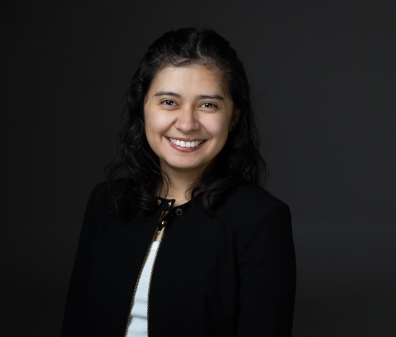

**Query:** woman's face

left=144, top=63, right=238, bottom=178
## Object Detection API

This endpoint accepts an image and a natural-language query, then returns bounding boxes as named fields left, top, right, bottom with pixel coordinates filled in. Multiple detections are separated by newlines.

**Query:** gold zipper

left=123, top=227, right=158, bottom=337
left=146, top=226, right=166, bottom=337
left=123, top=211, right=168, bottom=337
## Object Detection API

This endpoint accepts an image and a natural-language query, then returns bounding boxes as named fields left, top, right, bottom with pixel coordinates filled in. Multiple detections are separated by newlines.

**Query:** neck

left=158, top=167, right=202, bottom=206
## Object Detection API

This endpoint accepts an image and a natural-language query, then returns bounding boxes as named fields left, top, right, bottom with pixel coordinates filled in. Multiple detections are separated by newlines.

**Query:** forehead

left=148, top=64, right=229, bottom=96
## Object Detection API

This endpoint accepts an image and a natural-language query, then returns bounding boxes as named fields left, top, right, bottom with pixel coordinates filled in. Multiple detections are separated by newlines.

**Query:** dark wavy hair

left=106, top=28, right=267, bottom=219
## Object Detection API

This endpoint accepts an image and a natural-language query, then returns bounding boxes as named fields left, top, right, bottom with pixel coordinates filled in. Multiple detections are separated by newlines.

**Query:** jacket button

left=175, top=208, right=183, bottom=215
left=158, top=220, right=167, bottom=232
left=157, top=199, right=161, bottom=205
left=168, top=201, right=172, bottom=207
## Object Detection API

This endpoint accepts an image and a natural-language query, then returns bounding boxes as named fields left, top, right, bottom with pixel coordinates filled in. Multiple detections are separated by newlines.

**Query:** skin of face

left=144, top=63, right=239, bottom=180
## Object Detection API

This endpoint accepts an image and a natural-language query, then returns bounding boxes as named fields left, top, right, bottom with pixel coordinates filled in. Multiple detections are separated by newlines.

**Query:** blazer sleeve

left=61, top=184, right=100, bottom=337
left=236, top=201, right=296, bottom=336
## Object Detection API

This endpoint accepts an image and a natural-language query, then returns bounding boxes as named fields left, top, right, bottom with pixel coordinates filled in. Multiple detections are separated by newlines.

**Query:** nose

left=174, top=106, right=199, bottom=133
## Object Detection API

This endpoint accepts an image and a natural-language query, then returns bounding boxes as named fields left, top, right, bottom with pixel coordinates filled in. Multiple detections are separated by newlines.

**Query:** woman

left=61, top=28, right=296, bottom=337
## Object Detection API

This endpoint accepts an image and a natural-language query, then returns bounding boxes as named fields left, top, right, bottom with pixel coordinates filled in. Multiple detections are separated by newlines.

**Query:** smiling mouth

left=168, top=138, right=205, bottom=148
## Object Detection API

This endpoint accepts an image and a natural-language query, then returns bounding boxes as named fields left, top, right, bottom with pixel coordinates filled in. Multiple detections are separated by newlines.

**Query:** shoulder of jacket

left=93, top=181, right=107, bottom=196
left=224, top=181, right=288, bottom=210
left=89, top=181, right=115, bottom=217
left=220, top=182, right=291, bottom=231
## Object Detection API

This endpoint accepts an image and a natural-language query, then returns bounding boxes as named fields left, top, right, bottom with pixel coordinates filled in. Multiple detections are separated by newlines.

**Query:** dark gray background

left=2, top=0, right=395, bottom=336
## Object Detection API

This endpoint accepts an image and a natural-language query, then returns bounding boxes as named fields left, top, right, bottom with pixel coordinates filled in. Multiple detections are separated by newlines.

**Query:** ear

left=232, top=109, right=241, bottom=126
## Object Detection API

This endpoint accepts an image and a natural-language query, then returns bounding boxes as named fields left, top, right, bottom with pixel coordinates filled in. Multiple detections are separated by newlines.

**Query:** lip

left=167, top=137, right=206, bottom=152
left=167, top=137, right=204, bottom=141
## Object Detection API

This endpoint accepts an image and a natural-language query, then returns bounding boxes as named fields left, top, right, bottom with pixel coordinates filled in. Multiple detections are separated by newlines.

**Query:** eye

left=161, top=99, right=177, bottom=106
left=201, top=102, right=217, bottom=108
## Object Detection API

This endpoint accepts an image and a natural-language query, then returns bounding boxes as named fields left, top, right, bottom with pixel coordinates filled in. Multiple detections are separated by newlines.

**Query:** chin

left=166, top=161, right=205, bottom=172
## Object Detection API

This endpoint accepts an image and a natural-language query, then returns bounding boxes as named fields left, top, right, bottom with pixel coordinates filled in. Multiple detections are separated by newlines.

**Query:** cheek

left=145, top=112, right=164, bottom=136
left=144, top=111, right=159, bottom=149
left=205, top=117, right=231, bottom=141
left=144, top=116, right=174, bottom=154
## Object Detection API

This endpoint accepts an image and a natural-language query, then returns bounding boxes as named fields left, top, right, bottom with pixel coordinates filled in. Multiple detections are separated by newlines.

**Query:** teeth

left=169, top=138, right=203, bottom=148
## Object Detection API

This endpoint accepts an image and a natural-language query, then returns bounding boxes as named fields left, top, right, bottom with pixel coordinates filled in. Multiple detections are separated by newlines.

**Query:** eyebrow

left=198, top=94, right=224, bottom=100
left=153, top=91, right=224, bottom=100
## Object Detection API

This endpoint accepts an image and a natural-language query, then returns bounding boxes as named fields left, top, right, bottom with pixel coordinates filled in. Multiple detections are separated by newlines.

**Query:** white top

left=126, top=241, right=160, bottom=337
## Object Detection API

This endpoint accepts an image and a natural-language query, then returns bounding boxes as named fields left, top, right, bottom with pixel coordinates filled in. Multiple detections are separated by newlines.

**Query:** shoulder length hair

left=106, top=28, right=267, bottom=219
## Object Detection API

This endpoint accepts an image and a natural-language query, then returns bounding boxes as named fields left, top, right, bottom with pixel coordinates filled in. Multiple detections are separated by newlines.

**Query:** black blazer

left=61, top=182, right=296, bottom=337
